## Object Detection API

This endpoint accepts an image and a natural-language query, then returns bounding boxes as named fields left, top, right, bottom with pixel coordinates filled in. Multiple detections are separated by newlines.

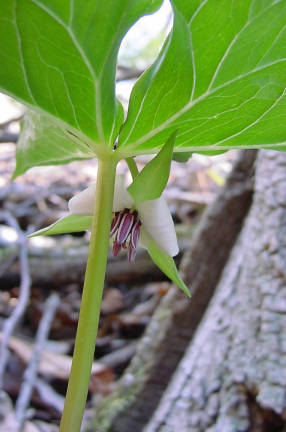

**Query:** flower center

left=110, top=209, right=141, bottom=261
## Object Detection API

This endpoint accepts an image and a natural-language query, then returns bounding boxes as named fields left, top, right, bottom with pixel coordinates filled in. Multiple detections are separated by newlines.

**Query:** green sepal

left=28, top=214, right=92, bottom=237
left=127, top=131, right=176, bottom=204
left=145, top=232, right=190, bottom=297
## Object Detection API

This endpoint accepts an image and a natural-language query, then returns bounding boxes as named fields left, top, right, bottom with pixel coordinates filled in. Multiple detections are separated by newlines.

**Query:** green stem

left=126, top=157, right=139, bottom=178
left=60, top=157, right=117, bottom=432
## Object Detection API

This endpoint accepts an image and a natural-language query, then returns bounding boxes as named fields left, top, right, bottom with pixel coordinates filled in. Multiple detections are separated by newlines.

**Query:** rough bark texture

left=90, top=150, right=257, bottom=432
left=145, top=150, right=286, bottom=432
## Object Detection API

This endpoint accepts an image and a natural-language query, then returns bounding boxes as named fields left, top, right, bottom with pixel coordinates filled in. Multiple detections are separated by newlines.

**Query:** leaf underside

left=0, top=1, right=286, bottom=172
left=118, top=0, right=286, bottom=156
left=13, top=111, right=94, bottom=178
left=0, top=0, right=162, bottom=175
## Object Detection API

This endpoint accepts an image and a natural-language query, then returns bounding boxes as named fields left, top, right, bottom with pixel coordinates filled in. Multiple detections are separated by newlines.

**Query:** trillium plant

left=1, top=0, right=286, bottom=430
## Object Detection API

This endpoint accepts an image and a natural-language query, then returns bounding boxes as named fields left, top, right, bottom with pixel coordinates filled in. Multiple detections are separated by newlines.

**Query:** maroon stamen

left=130, top=220, right=140, bottom=249
left=110, top=212, right=122, bottom=237
left=128, top=244, right=137, bottom=262
left=117, top=210, right=135, bottom=244
left=110, top=209, right=141, bottom=261
left=112, top=239, right=122, bottom=257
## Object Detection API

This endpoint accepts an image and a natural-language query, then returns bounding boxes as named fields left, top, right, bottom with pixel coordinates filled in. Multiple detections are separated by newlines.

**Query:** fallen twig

left=15, top=293, right=60, bottom=431
left=0, top=332, right=109, bottom=382
left=35, top=378, right=65, bottom=414
left=0, top=212, right=31, bottom=389
left=0, top=132, right=18, bottom=143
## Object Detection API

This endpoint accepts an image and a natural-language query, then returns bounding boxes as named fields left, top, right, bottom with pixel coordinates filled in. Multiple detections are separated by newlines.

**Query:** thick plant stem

left=60, top=157, right=117, bottom=432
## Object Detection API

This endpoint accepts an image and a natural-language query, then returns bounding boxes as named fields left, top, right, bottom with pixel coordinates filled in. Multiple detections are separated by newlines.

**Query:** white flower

left=68, top=176, right=179, bottom=261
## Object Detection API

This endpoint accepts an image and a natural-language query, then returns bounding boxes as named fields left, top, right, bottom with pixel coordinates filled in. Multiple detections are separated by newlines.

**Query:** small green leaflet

left=128, top=131, right=176, bottom=204
left=28, top=214, right=92, bottom=237
left=117, top=0, right=286, bottom=156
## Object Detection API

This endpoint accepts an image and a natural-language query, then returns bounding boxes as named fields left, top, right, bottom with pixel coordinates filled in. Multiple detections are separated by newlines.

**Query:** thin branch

left=0, top=132, right=18, bottom=143
left=116, top=65, right=143, bottom=82
left=35, top=378, right=65, bottom=414
left=0, top=211, right=31, bottom=389
left=15, top=293, right=60, bottom=431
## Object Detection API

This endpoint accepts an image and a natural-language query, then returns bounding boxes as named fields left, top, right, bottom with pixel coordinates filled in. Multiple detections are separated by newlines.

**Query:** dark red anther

left=110, top=212, right=122, bottom=237
left=112, top=239, right=122, bottom=257
left=110, top=209, right=140, bottom=261
left=128, top=244, right=137, bottom=262
left=117, top=210, right=135, bottom=244
left=130, top=220, right=140, bottom=249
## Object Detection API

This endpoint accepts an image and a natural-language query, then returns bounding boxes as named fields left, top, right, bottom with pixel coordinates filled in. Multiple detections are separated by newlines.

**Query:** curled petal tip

left=138, top=197, right=179, bottom=257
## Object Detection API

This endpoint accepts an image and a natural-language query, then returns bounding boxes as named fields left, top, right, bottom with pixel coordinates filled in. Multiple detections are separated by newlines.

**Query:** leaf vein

left=211, top=87, right=286, bottom=147
left=125, top=58, right=286, bottom=151
left=13, top=1, right=37, bottom=104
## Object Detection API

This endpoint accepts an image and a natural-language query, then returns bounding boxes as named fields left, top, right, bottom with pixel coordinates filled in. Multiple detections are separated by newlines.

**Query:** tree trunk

left=145, top=150, right=286, bottom=432
left=90, top=150, right=257, bottom=432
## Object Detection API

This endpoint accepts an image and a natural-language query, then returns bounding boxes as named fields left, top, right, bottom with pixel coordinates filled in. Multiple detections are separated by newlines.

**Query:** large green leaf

left=0, top=0, right=162, bottom=152
left=118, top=0, right=286, bottom=156
left=13, top=111, right=95, bottom=178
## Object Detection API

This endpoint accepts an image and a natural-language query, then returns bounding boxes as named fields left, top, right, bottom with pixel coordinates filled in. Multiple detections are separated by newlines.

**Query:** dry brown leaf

left=101, top=288, right=124, bottom=315
left=0, top=333, right=107, bottom=382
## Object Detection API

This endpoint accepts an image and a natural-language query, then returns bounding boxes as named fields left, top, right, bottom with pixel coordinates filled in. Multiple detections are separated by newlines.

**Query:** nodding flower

left=68, top=176, right=179, bottom=262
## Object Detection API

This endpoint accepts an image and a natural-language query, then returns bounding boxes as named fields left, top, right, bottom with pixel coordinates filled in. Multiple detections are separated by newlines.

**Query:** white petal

left=137, top=197, right=179, bottom=257
left=112, top=175, right=134, bottom=212
left=138, top=226, right=148, bottom=250
left=68, top=183, right=96, bottom=214
left=68, top=176, right=134, bottom=215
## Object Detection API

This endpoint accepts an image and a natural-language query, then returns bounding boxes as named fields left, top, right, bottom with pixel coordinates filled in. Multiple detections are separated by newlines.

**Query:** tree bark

left=90, top=150, right=257, bottom=432
left=145, top=150, right=286, bottom=432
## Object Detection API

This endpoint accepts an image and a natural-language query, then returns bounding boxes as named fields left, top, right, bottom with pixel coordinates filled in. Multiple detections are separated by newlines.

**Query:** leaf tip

left=179, top=282, right=191, bottom=297
left=27, top=231, right=39, bottom=238
left=11, top=169, right=19, bottom=181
